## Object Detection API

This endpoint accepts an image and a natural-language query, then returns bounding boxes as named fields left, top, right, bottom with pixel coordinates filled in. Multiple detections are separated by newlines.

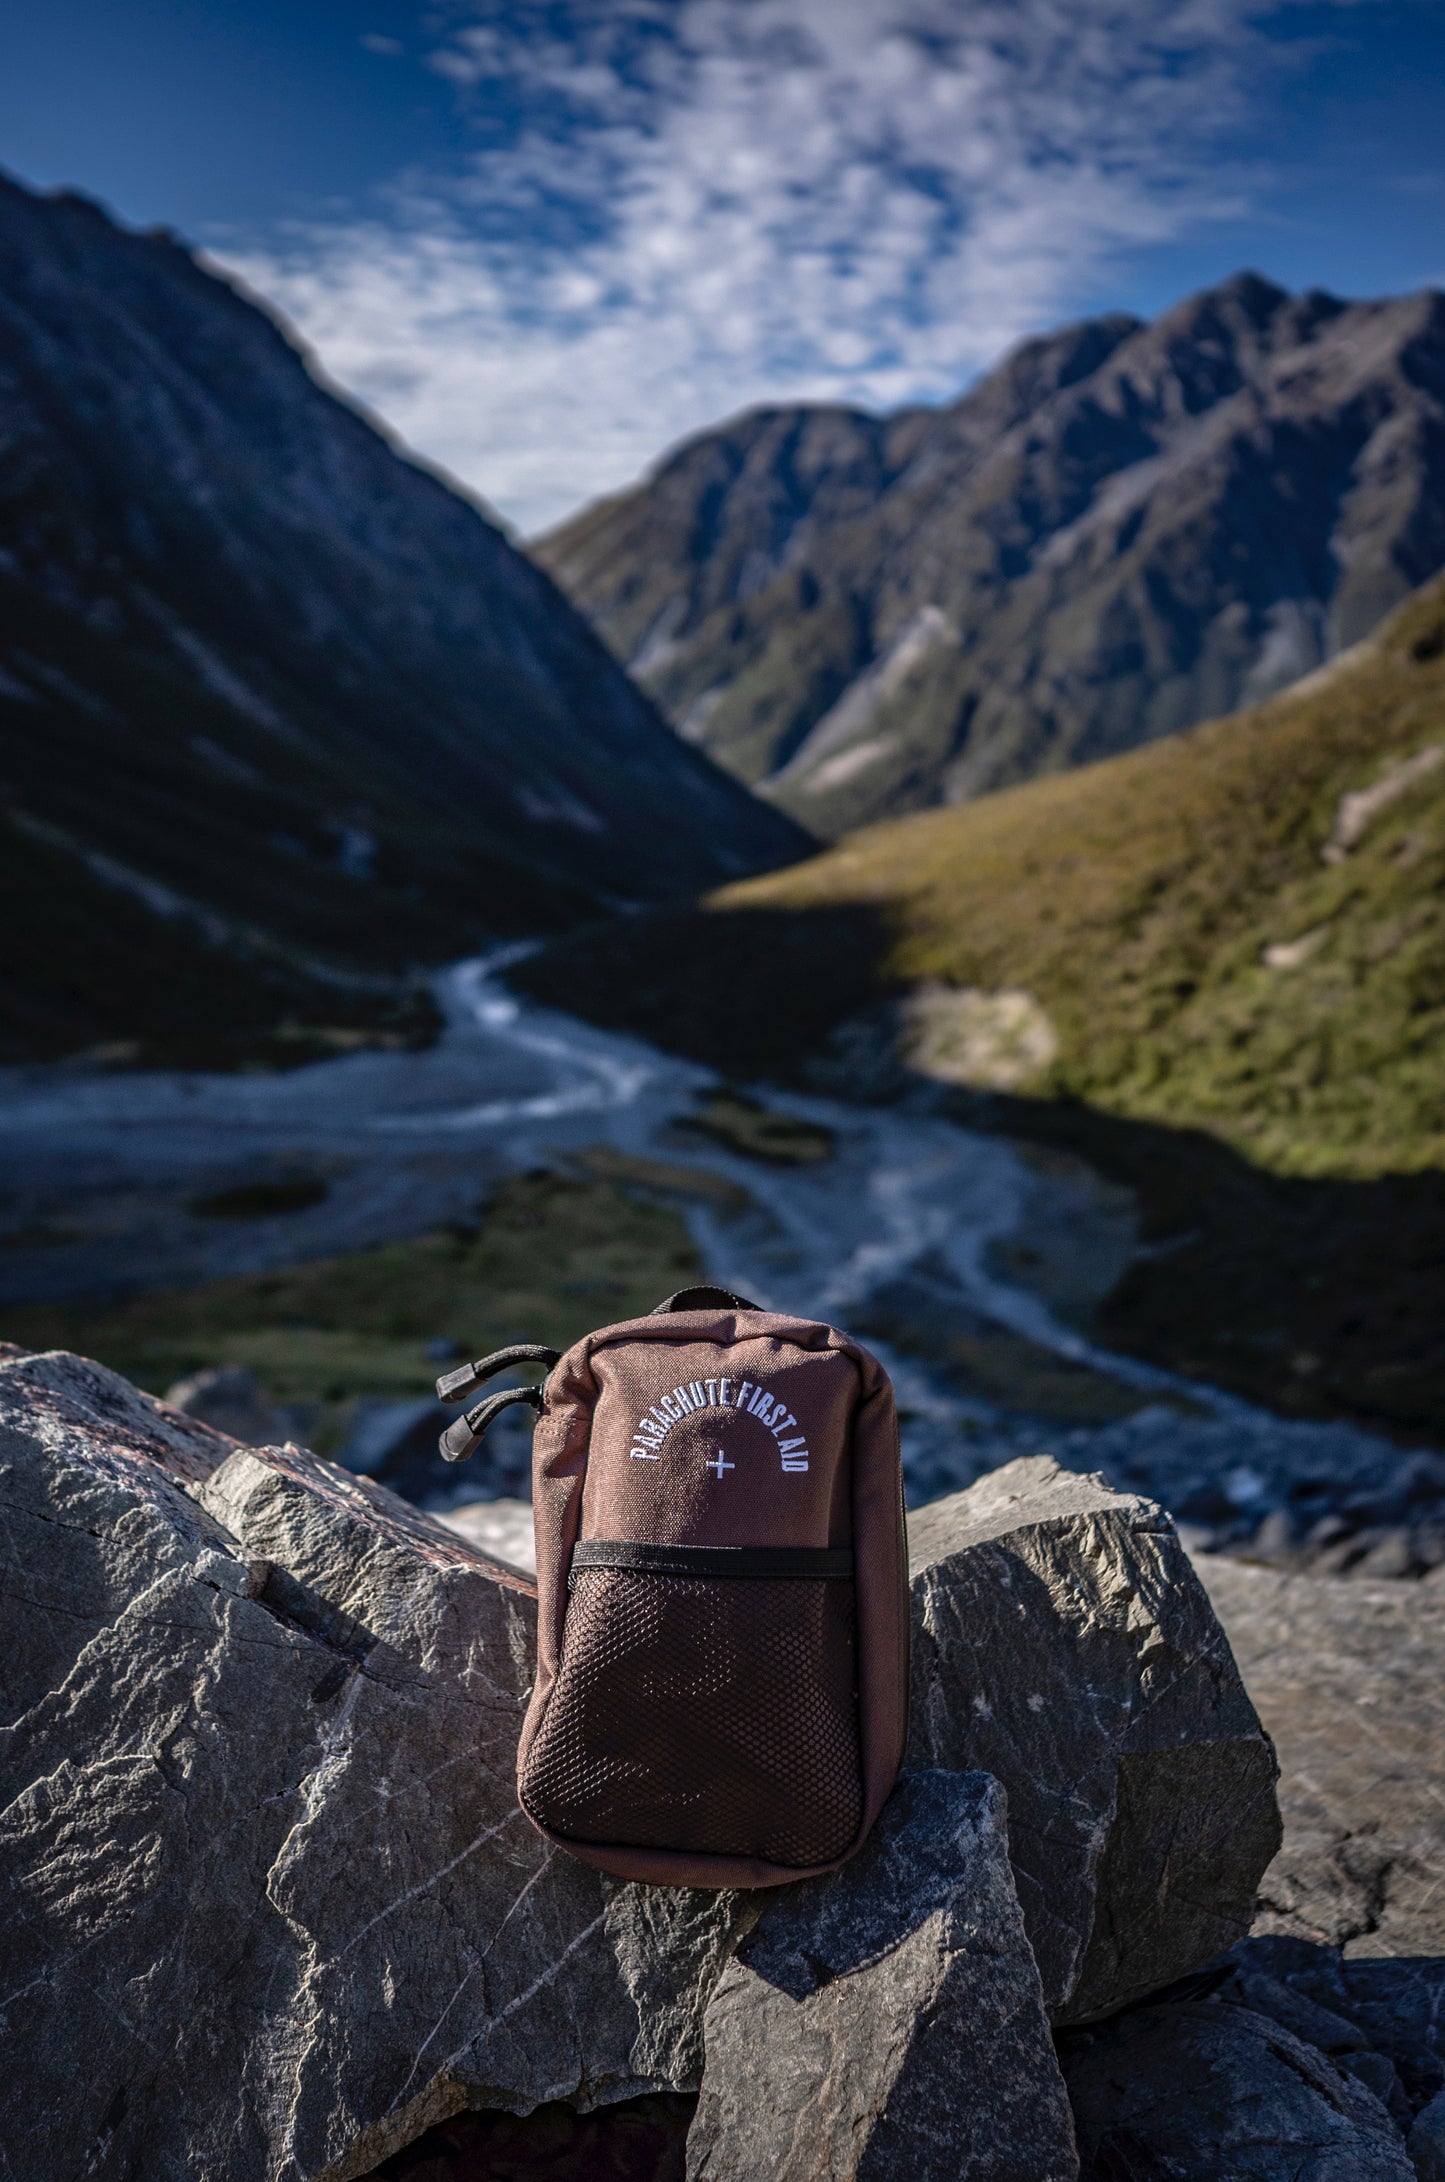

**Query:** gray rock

left=907, top=1456, right=1281, bottom=2021
left=1408, top=2086, right=1445, bottom=2180
left=1222, top=1938, right=1445, bottom=2125
left=1351, top=1529, right=1422, bottom=1582
left=165, top=1363, right=281, bottom=1446
left=338, top=1395, right=534, bottom=1508
left=1335, top=1960, right=1445, bottom=2122
left=0, top=1351, right=746, bottom=2182
left=1198, top=1556, right=1445, bottom=1956
left=1063, top=1999, right=1415, bottom=2180
left=1341, top=2048, right=1407, bottom=2114
left=1224, top=1963, right=1370, bottom=2055
left=687, top=1770, right=1077, bottom=2182
left=0, top=1359, right=1287, bottom=2179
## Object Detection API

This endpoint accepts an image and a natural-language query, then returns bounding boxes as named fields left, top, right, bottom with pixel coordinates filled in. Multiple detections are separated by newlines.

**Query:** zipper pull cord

left=436, top=1341, right=561, bottom=1402
left=440, top=1384, right=546, bottom=1464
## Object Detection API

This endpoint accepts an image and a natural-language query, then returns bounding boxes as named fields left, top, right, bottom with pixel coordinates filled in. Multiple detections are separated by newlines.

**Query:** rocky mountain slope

left=0, top=174, right=806, bottom=1063
left=537, top=273, right=1445, bottom=837
left=513, top=574, right=1445, bottom=1438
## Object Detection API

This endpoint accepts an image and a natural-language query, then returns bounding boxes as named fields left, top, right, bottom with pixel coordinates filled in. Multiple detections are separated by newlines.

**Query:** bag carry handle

left=440, top=1384, right=546, bottom=1464
left=437, top=1342, right=562, bottom=1465
left=435, top=1290, right=761, bottom=1464
left=650, top=1285, right=760, bottom=1313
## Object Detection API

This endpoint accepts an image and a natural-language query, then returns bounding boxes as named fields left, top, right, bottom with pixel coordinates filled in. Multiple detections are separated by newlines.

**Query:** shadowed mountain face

left=0, top=174, right=807, bottom=1061
left=537, top=275, right=1445, bottom=836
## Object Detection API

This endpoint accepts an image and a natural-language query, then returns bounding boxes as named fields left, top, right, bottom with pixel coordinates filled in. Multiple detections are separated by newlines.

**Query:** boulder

left=0, top=1351, right=746, bottom=2182
left=333, top=1396, right=443, bottom=1477
left=686, top=1769, right=1077, bottom=2182
left=907, top=1456, right=1281, bottom=2021
left=1198, top=1556, right=1445, bottom=1957
left=336, top=1393, right=537, bottom=1509
left=0, top=1358, right=1284, bottom=2178
left=1061, top=1998, right=1415, bottom=2180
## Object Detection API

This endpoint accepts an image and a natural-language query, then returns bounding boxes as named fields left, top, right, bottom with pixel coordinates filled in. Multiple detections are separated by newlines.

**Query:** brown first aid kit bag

left=437, top=1285, right=909, bottom=1889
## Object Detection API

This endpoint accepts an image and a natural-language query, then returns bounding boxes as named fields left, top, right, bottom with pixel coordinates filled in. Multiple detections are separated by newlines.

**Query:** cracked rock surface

left=686, top=1769, right=1078, bottom=2182
left=1198, top=1555, right=1445, bottom=1959
left=906, top=1456, right=1282, bottom=2022
left=1, top=1358, right=1284, bottom=2180
left=0, top=1351, right=745, bottom=2182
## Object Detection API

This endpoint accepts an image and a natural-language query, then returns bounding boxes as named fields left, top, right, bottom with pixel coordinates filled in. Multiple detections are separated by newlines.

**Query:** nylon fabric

left=516, top=1303, right=908, bottom=1888
left=519, top=1566, right=863, bottom=1866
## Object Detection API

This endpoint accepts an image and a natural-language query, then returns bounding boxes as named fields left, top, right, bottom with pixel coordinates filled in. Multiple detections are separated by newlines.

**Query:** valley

left=5, top=952, right=1440, bottom=1590
left=4, top=189, right=1444, bottom=1581
left=10, top=16, right=1445, bottom=2170
left=513, top=572, right=1445, bottom=1440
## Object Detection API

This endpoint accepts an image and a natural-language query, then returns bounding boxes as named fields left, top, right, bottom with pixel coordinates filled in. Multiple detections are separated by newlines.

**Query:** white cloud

left=219, top=0, right=1287, bottom=532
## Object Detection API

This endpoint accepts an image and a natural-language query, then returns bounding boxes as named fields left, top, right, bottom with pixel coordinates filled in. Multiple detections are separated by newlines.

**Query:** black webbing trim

left=570, top=1540, right=853, bottom=1580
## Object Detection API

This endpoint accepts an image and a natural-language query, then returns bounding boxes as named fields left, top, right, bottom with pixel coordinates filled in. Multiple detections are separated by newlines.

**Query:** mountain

left=537, top=274, right=1445, bottom=837
left=0, top=173, right=806, bottom=1063
left=513, top=574, right=1445, bottom=1436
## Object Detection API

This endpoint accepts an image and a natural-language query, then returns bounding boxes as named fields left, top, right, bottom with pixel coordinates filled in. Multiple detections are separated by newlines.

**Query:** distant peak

left=1162, top=270, right=1292, bottom=331
left=1213, top=269, right=1289, bottom=305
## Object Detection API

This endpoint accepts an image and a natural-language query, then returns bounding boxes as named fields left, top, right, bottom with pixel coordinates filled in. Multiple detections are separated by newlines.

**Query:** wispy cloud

left=220, top=1, right=1291, bottom=532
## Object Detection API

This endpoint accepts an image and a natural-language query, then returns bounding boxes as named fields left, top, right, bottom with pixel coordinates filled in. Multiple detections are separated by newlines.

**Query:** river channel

left=0, top=953, right=1417, bottom=1528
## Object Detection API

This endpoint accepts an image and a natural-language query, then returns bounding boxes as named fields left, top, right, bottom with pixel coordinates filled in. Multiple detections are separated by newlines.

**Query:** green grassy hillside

left=514, top=576, right=1445, bottom=1437
left=8, top=1170, right=701, bottom=1443
left=536, top=574, right=1445, bottom=1182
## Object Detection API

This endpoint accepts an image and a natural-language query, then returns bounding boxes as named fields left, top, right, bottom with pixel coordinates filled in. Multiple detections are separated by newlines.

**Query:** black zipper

left=570, top=1540, right=853, bottom=1581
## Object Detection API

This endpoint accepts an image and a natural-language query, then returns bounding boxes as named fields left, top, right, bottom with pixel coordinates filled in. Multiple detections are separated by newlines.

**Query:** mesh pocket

left=519, top=1567, right=863, bottom=1866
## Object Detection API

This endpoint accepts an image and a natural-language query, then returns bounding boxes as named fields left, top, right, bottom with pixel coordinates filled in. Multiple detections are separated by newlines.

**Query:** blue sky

left=4, top=2, right=1443, bottom=532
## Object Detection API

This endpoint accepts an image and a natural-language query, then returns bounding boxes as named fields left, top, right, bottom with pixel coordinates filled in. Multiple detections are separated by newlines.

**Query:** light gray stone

left=0, top=1351, right=745, bottom=2182
left=333, top=1396, right=439, bottom=1476
left=687, top=1770, right=1077, bottom=2182
left=907, top=1456, right=1281, bottom=2022
left=1198, top=1555, right=1445, bottom=1959
left=1062, top=1998, right=1415, bottom=2180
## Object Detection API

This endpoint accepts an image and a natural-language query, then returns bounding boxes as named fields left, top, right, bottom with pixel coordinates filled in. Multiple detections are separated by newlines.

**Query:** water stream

left=0, top=953, right=1418, bottom=1527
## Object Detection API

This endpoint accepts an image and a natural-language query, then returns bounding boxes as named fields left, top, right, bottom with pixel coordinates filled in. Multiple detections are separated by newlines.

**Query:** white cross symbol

left=707, top=1450, right=735, bottom=1480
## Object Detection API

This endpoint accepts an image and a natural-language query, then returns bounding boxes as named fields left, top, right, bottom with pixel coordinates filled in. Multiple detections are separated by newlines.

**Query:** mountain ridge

left=537, top=272, right=1445, bottom=835
left=0, top=172, right=807, bottom=1061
